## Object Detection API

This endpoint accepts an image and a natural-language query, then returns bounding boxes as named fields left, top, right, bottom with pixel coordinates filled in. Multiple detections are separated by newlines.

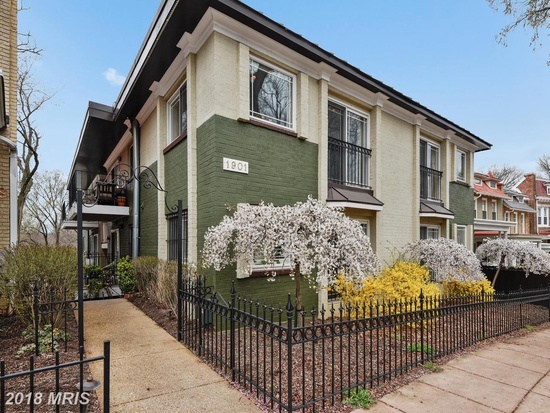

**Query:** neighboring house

left=502, top=188, right=541, bottom=246
left=0, top=0, right=19, bottom=259
left=473, top=172, right=515, bottom=248
left=64, top=0, right=491, bottom=308
left=517, top=173, right=550, bottom=252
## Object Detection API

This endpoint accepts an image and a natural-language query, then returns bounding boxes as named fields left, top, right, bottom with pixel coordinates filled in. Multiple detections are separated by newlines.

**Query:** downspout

left=0, top=135, right=17, bottom=246
left=131, top=119, right=140, bottom=258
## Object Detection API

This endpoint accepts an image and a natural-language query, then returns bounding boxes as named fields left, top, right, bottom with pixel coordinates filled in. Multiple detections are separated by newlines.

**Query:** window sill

left=249, top=268, right=293, bottom=278
left=453, top=180, right=471, bottom=188
left=163, top=131, right=187, bottom=155
left=238, top=118, right=298, bottom=138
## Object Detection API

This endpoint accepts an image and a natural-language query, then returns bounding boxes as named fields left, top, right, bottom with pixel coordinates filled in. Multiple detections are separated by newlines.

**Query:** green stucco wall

left=449, top=182, right=474, bottom=225
left=196, top=115, right=319, bottom=308
left=140, top=162, right=159, bottom=256
left=164, top=139, right=188, bottom=211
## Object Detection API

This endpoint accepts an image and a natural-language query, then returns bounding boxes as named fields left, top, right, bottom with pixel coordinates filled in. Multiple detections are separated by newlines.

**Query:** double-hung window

left=420, top=139, right=441, bottom=201
left=456, top=150, right=466, bottom=182
left=420, top=225, right=440, bottom=240
left=167, top=210, right=188, bottom=263
left=167, top=83, right=187, bottom=143
left=491, top=200, right=497, bottom=220
left=538, top=206, right=549, bottom=226
left=456, top=225, right=467, bottom=246
left=328, top=101, right=370, bottom=187
left=249, top=58, right=294, bottom=129
left=481, top=199, right=487, bottom=219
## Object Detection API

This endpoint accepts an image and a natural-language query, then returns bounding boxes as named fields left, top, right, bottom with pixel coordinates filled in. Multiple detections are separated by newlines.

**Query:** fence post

left=104, top=340, right=110, bottom=413
left=547, top=286, right=550, bottom=322
left=1, top=360, right=5, bottom=413
left=197, top=277, right=203, bottom=357
left=481, top=288, right=486, bottom=340
left=230, top=282, right=236, bottom=382
left=286, top=294, right=294, bottom=412
left=33, top=283, right=39, bottom=356
left=419, top=289, right=425, bottom=365
left=177, top=199, right=183, bottom=342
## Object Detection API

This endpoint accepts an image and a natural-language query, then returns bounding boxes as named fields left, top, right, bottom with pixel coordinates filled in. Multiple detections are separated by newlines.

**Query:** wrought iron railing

left=420, top=165, right=442, bottom=201
left=328, top=137, right=371, bottom=188
left=179, top=280, right=550, bottom=412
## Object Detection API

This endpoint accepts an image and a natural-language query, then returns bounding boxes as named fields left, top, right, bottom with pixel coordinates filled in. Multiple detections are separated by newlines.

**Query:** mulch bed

left=0, top=313, right=100, bottom=413
left=129, top=294, right=550, bottom=413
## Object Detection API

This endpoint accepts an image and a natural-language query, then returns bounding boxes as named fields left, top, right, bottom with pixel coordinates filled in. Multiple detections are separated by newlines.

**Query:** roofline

left=112, top=0, right=492, bottom=151
left=68, top=101, right=115, bottom=180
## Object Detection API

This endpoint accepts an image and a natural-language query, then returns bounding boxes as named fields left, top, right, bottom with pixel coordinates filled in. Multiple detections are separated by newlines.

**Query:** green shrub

left=343, top=388, right=376, bottom=409
left=0, top=244, right=77, bottom=326
left=84, top=265, right=104, bottom=299
left=117, top=256, right=137, bottom=294
left=132, top=256, right=160, bottom=293
left=17, top=324, right=70, bottom=357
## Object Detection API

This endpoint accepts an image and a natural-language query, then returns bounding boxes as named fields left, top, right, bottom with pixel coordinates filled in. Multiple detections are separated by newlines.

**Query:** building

left=64, top=0, right=491, bottom=307
left=517, top=173, right=550, bottom=251
left=473, top=172, right=514, bottom=248
left=502, top=187, right=541, bottom=246
left=0, top=0, right=19, bottom=259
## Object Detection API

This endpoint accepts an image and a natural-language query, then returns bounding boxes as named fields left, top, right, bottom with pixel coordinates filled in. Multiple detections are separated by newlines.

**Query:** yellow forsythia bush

left=442, top=278, right=494, bottom=297
left=332, top=261, right=441, bottom=318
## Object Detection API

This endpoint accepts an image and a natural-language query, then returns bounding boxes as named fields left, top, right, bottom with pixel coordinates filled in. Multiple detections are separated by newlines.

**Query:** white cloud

left=103, top=68, right=126, bottom=87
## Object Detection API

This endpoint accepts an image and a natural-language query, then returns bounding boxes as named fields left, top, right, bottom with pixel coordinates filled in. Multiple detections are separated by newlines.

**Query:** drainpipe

left=0, top=134, right=17, bottom=246
left=131, top=118, right=140, bottom=258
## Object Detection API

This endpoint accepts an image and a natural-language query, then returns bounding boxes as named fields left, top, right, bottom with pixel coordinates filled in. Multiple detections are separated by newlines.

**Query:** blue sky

left=19, top=0, right=549, bottom=177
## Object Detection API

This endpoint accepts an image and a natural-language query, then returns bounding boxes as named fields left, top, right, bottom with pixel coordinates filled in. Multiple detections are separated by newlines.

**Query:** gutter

left=0, top=134, right=18, bottom=246
left=131, top=119, right=140, bottom=258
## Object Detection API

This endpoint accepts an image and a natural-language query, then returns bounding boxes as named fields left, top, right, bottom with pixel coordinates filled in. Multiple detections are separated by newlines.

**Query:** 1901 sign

left=223, top=157, right=249, bottom=174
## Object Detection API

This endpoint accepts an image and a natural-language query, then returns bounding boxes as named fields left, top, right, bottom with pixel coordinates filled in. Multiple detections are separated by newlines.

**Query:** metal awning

left=327, top=185, right=383, bottom=211
left=420, top=201, right=454, bottom=219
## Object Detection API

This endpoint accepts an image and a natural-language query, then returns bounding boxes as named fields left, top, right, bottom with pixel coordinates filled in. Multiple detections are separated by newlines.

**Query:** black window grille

left=167, top=210, right=188, bottom=262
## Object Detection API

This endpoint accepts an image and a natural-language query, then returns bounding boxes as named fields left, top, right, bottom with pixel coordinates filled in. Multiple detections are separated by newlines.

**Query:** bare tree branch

left=488, top=163, right=525, bottom=188
left=537, top=154, right=550, bottom=178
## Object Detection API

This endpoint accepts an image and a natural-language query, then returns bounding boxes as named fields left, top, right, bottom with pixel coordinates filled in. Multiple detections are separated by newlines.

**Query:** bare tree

left=488, top=163, right=525, bottom=188
left=537, top=154, right=550, bottom=178
left=487, top=0, right=550, bottom=64
left=20, top=170, right=68, bottom=246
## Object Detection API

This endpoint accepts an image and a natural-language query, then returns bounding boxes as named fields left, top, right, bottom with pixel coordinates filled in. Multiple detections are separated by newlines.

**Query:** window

left=167, top=210, right=188, bottom=262
left=491, top=200, right=497, bottom=220
left=488, top=181, right=497, bottom=189
left=505, top=211, right=510, bottom=221
left=518, top=197, right=525, bottom=204
left=250, top=58, right=294, bottom=129
left=520, top=213, right=525, bottom=233
left=456, top=150, right=466, bottom=182
left=547, top=185, right=550, bottom=196
left=456, top=225, right=467, bottom=246
left=167, top=83, right=188, bottom=143
left=474, top=178, right=482, bottom=186
left=328, top=101, right=370, bottom=187
left=481, top=199, right=487, bottom=219
left=513, top=212, right=518, bottom=233
left=420, top=225, right=440, bottom=240
left=420, top=139, right=441, bottom=201
left=538, top=206, right=549, bottom=226
left=251, top=248, right=291, bottom=273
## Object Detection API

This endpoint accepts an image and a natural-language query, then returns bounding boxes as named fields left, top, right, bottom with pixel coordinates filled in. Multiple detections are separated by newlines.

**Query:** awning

left=419, top=201, right=454, bottom=219
left=327, top=185, right=383, bottom=211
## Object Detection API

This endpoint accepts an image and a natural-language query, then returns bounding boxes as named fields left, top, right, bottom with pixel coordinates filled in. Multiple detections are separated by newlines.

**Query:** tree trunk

left=491, top=254, right=506, bottom=288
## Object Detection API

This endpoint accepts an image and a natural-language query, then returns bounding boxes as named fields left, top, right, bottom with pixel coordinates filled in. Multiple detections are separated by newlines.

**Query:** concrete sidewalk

left=83, top=299, right=260, bottom=413
left=354, top=327, right=550, bottom=413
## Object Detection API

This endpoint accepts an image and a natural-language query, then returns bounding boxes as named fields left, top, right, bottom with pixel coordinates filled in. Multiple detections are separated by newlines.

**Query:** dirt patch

left=1, top=313, right=100, bottom=412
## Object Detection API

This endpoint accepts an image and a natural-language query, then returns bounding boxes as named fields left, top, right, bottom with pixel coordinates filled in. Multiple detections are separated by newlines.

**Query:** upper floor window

left=481, top=199, right=487, bottom=219
left=456, top=150, right=466, bottom=182
left=488, top=181, right=497, bottom=189
left=328, top=101, right=370, bottom=187
left=520, top=213, right=525, bottom=233
left=491, top=200, right=497, bottom=220
left=538, top=206, right=549, bottom=226
left=505, top=211, right=510, bottom=221
left=474, top=178, right=482, bottom=186
left=547, top=185, right=550, bottom=196
left=518, top=196, right=525, bottom=204
left=167, top=83, right=187, bottom=143
left=420, top=139, right=441, bottom=201
left=250, top=58, right=294, bottom=129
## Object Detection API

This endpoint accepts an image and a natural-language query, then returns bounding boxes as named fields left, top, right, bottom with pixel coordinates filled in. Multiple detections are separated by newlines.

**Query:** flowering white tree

left=406, top=238, right=485, bottom=283
left=475, top=238, right=550, bottom=287
left=202, top=196, right=379, bottom=311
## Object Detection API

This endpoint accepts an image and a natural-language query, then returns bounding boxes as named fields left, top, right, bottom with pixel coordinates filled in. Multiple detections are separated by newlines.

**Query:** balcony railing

left=420, top=165, right=442, bottom=201
left=67, top=169, right=131, bottom=211
left=328, top=137, right=371, bottom=188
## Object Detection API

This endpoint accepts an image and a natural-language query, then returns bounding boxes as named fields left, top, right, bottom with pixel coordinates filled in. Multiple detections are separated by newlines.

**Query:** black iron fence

left=179, top=280, right=550, bottom=412
left=1, top=341, right=110, bottom=413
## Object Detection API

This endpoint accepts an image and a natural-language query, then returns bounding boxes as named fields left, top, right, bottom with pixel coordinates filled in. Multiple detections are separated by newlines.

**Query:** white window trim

left=328, top=97, right=371, bottom=147
left=166, top=82, right=186, bottom=144
left=456, top=149, right=467, bottom=182
left=455, top=224, right=467, bottom=246
left=474, top=178, right=482, bottom=186
left=420, top=137, right=441, bottom=170
left=249, top=56, right=297, bottom=131
left=491, top=200, right=498, bottom=220
left=481, top=198, right=487, bottom=219
left=488, top=181, right=497, bottom=189
left=520, top=213, right=525, bottom=233
left=547, top=186, right=550, bottom=196
left=420, top=225, right=440, bottom=240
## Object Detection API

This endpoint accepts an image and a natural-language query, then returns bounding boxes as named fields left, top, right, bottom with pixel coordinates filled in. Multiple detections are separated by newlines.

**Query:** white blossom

left=406, top=238, right=484, bottom=282
left=475, top=238, right=550, bottom=277
left=201, top=196, right=379, bottom=293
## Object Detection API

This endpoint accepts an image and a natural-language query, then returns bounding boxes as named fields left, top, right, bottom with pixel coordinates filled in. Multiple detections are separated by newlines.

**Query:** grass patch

left=343, top=388, right=376, bottom=409
left=524, top=325, right=535, bottom=332
left=423, top=361, right=443, bottom=372
left=406, top=342, right=434, bottom=355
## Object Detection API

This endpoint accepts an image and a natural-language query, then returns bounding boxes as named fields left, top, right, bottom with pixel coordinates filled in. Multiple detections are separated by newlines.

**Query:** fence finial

left=286, top=293, right=294, bottom=313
